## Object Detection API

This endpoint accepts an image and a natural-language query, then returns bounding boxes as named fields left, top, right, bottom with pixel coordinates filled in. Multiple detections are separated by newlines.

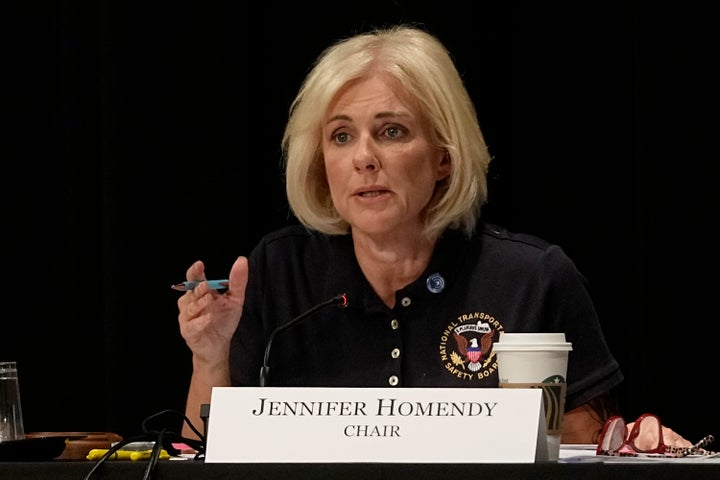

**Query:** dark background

left=6, top=2, right=718, bottom=443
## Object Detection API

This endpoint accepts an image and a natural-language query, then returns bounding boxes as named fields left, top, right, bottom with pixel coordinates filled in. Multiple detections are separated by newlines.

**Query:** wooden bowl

left=26, top=432, right=123, bottom=460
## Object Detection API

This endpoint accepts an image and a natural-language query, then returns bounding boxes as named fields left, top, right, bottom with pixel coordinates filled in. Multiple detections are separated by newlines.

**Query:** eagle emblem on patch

left=453, top=329, right=495, bottom=372
left=438, top=316, right=501, bottom=383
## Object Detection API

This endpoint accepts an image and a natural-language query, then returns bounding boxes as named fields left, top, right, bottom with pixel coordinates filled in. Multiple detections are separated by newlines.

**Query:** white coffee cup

left=493, top=333, right=572, bottom=461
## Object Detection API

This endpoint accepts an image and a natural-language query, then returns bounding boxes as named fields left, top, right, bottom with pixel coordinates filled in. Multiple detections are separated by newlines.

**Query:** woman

left=177, top=25, right=690, bottom=448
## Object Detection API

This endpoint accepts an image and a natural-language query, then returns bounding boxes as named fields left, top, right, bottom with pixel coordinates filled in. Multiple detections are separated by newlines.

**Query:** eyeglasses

left=596, top=413, right=716, bottom=458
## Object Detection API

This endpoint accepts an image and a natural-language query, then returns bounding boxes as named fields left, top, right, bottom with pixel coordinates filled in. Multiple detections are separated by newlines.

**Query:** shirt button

left=388, top=375, right=399, bottom=386
left=390, top=319, right=399, bottom=330
left=400, top=297, right=411, bottom=307
left=391, top=348, right=400, bottom=359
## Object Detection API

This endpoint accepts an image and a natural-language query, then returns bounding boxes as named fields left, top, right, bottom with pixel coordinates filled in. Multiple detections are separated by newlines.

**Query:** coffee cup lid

left=492, top=332, right=573, bottom=351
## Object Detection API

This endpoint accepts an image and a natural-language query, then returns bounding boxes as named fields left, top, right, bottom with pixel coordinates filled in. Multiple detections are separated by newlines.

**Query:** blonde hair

left=282, top=25, right=491, bottom=239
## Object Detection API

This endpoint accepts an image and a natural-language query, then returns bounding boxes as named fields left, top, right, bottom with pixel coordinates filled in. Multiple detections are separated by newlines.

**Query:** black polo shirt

left=229, top=222, right=623, bottom=411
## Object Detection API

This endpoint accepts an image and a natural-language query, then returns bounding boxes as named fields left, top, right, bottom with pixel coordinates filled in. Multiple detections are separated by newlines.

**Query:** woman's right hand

left=177, top=256, right=248, bottom=367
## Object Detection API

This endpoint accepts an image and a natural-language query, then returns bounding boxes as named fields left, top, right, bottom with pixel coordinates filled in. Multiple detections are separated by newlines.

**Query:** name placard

left=205, top=387, right=547, bottom=463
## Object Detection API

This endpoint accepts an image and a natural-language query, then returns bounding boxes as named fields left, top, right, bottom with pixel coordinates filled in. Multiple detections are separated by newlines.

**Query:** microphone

left=259, top=293, right=348, bottom=387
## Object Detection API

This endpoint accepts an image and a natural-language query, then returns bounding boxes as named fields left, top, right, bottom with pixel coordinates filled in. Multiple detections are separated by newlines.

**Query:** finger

left=186, top=259, right=206, bottom=282
left=227, top=256, right=249, bottom=297
left=178, top=283, right=210, bottom=318
left=666, top=429, right=692, bottom=448
left=179, top=260, right=207, bottom=301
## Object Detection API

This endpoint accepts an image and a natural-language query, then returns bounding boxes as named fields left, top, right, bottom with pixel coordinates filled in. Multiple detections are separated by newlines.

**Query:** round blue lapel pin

left=426, top=273, right=445, bottom=293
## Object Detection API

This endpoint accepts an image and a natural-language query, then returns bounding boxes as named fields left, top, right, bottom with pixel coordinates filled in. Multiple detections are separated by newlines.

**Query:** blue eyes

left=333, top=126, right=405, bottom=144
left=385, top=126, right=402, bottom=138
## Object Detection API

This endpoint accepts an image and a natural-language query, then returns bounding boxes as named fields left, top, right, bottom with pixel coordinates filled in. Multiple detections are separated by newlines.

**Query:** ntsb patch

left=438, top=312, right=503, bottom=383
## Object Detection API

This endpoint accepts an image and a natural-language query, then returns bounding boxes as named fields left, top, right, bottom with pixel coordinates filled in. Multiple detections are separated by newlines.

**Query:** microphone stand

left=259, top=293, right=347, bottom=387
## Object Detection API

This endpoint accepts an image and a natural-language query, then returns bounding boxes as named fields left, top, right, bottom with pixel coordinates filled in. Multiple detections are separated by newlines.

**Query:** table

left=1, top=460, right=719, bottom=480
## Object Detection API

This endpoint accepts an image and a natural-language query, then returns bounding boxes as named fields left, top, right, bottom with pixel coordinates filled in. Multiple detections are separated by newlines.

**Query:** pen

left=171, top=279, right=229, bottom=291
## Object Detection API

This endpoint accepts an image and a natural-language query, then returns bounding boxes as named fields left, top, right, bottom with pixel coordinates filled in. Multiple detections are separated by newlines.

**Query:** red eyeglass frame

left=596, top=413, right=667, bottom=456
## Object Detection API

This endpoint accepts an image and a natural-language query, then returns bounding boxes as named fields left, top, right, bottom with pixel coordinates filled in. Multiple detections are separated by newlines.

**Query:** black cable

left=142, top=428, right=165, bottom=480
left=83, top=409, right=208, bottom=480
left=140, top=409, right=206, bottom=457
